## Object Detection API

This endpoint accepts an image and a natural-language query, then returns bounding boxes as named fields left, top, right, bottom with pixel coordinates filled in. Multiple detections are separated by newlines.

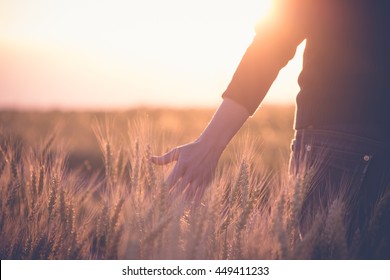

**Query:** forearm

left=222, top=1, right=306, bottom=116
left=196, top=97, right=250, bottom=152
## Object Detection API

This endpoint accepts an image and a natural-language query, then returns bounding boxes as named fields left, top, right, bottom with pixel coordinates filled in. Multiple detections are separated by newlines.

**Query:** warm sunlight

left=0, top=0, right=299, bottom=110
left=3, top=0, right=390, bottom=267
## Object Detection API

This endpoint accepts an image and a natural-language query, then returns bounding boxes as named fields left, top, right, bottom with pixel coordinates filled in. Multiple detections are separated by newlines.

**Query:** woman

left=152, top=0, right=390, bottom=258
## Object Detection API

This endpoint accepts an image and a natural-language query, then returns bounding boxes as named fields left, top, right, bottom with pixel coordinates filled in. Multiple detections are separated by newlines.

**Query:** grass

left=0, top=106, right=389, bottom=259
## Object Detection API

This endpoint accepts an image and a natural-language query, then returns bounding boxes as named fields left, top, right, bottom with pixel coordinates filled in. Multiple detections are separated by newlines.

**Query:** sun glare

left=254, top=0, right=274, bottom=22
left=0, top=0, right=297, bottom=109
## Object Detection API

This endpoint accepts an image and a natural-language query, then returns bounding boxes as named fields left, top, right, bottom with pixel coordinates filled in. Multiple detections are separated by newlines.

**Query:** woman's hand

left=151, top=98, right=250, bottom=202
left=151, top=139, right=223, bottom=202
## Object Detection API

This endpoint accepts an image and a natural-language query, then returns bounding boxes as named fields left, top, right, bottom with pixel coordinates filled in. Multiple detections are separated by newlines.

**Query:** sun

left=0, top=0, right=282, bottom=109
left=245, top=0, right=274, bottom=26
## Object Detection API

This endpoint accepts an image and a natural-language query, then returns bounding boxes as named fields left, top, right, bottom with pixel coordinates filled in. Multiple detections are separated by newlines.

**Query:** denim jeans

left=290, top=128, right=390, bottom=259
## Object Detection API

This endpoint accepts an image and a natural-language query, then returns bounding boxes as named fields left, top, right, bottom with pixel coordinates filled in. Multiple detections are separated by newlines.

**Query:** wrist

left=196, top=132, right=228, bottom=155
left=195, top=98, right=250, bottom=155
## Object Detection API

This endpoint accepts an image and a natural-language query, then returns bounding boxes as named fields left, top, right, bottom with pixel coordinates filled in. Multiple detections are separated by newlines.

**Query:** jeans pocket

left=304, top=145, right=374, bottom=221
left=309, top=145, right=373, bottom=186
left=290, top=140, right=373, bottom=198
left=298, top=145, right=374, bottom=238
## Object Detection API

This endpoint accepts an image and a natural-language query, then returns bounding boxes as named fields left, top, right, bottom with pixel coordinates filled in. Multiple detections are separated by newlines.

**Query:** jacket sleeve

left=222, top=0, right=307, bottom=115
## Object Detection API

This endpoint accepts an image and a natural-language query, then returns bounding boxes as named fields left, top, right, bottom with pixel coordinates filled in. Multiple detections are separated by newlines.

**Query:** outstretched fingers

left=151, top=143, right=215, bottom=202
left=184, top=176, right=209, bottom=202
left=150, top=148, right=180, bottom=165
left=165, top=163, right=186, bottom=191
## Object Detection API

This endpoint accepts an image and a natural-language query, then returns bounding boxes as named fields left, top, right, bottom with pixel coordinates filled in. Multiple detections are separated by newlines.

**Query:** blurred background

left=0, top=0, right=304, bottom=110
left=1, top=0, right=301, bottom=172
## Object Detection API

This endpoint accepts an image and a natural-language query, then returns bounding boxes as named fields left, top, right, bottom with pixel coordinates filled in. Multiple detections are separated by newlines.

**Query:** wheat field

left=0, top=106, right=388, bottom=259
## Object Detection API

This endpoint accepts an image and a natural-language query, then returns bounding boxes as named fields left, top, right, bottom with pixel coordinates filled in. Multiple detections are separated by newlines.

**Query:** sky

left=0, top=0, right=305, bottom=110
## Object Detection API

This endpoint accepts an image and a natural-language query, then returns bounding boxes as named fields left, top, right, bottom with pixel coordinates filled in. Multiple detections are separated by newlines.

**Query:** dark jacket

left=222, top=0, right=390, bottom=141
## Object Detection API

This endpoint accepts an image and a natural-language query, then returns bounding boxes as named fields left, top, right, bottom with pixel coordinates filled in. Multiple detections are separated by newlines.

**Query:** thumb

left=150, top=148, right=179, bottom=165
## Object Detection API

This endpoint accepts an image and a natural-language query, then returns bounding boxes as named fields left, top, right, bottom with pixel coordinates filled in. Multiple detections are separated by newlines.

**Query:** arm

left=151, top=98, right=249, bottom=200
left=223, top=0, right=307, bottom=115
left=152, top=0, right=307, bottom=201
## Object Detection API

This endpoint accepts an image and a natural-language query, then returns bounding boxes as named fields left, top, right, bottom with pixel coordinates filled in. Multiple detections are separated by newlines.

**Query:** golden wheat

left=0, top=111, right=388, bottom=259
